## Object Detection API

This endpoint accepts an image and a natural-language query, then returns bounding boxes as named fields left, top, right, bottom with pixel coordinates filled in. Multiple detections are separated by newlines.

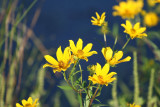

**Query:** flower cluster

left=113, top=0, right=143, bottom=19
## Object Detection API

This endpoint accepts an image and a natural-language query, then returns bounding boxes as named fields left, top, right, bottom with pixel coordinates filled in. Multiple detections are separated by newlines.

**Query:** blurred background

left=0, top=0, right=160, bottom=107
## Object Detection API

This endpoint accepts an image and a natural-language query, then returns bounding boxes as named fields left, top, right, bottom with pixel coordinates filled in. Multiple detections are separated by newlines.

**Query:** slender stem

left=79, top=64, right=82, bottom=85
left=147, top=69, right=155, bottom=107
left=89, top=85, right=100, bottom=107
left=104, top=33, right=107, bottom=47
left=112, top=76, right=119, bottom=107
left=122, top=38, right=130, bottom=50
left=68, top=59, right=79, bottom=80
left=133, top=51, right=139, bottom=104
left=79, top=90, right=83, bottom=107
left=63, top=72, right=79, bottom=93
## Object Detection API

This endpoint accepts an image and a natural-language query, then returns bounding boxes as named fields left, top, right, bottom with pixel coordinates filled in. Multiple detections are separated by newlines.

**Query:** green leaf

left=57, top=85, right=72, bottom=90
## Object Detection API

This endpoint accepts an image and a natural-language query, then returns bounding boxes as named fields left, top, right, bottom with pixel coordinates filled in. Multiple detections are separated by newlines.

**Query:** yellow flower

left=113, top=0, right=143, bottom=19
left=147, top=0, right=156, bottom=6
left=69, top=38, right=97, bottom=61
left=144, top=12, right=159, bottom=27
left=129, top=103, right=141, bottom=107
left=91, top=12, right=106, bottom=26
left=16, top=97, right=39, bottom=107
left=121, top=20, right=147, bottom=39
left=155, top=0, right=160, bottom=3
left=43, top=46, right=71, bottom=73
left=101, top=47, right=131, bottom=66
left=88, top=63, right=117, bottom=86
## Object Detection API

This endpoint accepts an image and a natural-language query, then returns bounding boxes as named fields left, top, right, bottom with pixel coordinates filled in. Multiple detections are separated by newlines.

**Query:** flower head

left=144, top=12, right=159, bottom=27
left=91, top=12, right=106, bottom=26
left=129, top=103, right=141, bottom=107
left=69, top=38, right=97, bottom=61
left=101, top=47, right=131, bottom=66
left=88, top=63, right=117, bottom=86
left=155, top=0, right=160, bottom=3
left=113, top=0, right=143, bottom=19
left=121, top=20, right=147, bottom=39
left=16, top=97, right=39, bottom=107
left=43, top=46, right=72, bottom=73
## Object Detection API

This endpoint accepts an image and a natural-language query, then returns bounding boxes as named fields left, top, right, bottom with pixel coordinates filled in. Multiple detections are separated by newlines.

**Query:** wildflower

left=144, top=12, right=159, bottom=27
left=101, top=47, right=131, bottom=66
left=43, top=46, right=72, bottom=73
left=129, top=103, right=141, bottom=107
left=112, top=0, right=143, bottom=19
left=88, top=63, right=117, bottom=86
left=155, top=0, right=160, bottom=3
left=147, top=0, right=156, bottom=6
left=121, top=20, right=147, bottom=39
left=16, top=97, right=39, bottom=107
left=91, top=12, right=106, bottom=26
left=69, top=38, right=97, bottom=61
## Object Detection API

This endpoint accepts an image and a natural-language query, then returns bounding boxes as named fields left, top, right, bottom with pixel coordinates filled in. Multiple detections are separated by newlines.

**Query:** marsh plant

left=1, top=0, right=160, bottom=107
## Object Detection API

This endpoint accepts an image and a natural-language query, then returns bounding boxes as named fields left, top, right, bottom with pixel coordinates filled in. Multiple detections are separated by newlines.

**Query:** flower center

left=131, top=28, right=136, bottom=34
left=98, top=75, right=103, bottom=79
left=24, top=104, right=32, bottom=107
left=59, top=61, right=65, bottom=68
left=77, top=50, right=84, bottom=56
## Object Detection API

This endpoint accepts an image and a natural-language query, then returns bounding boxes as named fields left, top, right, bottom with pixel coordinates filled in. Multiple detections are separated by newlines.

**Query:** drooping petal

left=44, top=55, right=58, bottom=65
left=117, top=56, right=131, bottom=64
left=83, top=43, right=93, bottom=53
left=101, top=63, right=110, bottom=75
left=69, top=40, right=77, bottom=54
left=43, top=63, right=58, bottom=68
left=56, top=46, right=63, bottom=61
left=83, top=51, right=97, bottom=57
left=113, top=51, right=123, bottom=61
left=76, top=38, right=83, bottom=50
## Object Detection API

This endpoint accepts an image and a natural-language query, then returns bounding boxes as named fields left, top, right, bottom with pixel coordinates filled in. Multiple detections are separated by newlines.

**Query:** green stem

left=63, top=72, right=79, bottom=93
left=122, top=38, right=130, bottom=50
left=147, top=69, right=155, bottom=107
left=112, top=76, right=119, bottom=107
left=88, top=85, right=100, bottom=107
left=133, top=51, right=139, bottom=104
left=68, top=59, right=79, bottom=80
left=104, top=33, right=107, bottom=47
left=79, top=64, right=82, bottom=85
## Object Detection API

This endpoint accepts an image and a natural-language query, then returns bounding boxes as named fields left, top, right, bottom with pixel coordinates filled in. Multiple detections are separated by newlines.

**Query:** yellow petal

left=63, top=47, right=71, bottom=63
left=27, top=97, right=33, bottom=104
left=134, top=22, right=140, bottom=30
left=101, top=63, right=110, bottom=75
left=103, top=47, right=113, bottom=61
left=56, top=46, right=63, bottom=61
left=137, top=27, right=146, bottom=34
left=106, top=72, right=117, bottom=79
left=69, top=40, right=77, bottom=54
left=76, top=38, right=83, bottom=50
left=113, top=51, right=123, bottom=61
left=16, top=103, right=23, bottom=107
left=83, top=43, right=93, bottom=53
left=117, top=56, right=131, bottom=64
left=96, top=12, right=100, bottom=19
left=126, top=20, right=132, bottom=29
left=22, top=100, right=27, bottom=106
left=43, top=63, right=58, bottom=68
left=95, top=63, right=102, bottom=76
left=83, top=51, right=97, bottom=57
left=44, top=55, right=58, bottom=65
